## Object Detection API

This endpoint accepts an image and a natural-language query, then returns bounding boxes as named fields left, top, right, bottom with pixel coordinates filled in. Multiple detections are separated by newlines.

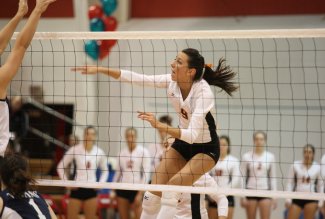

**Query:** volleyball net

left=4, top=29, right=325, bottom=200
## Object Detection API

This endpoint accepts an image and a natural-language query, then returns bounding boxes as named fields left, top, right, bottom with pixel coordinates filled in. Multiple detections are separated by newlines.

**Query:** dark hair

left=84, top=125, right=97, bottom=135
left=0, top=153, right=34, bottom=197
left=125, top=127, right=137, bottom=137
left=182, top=48, right=238, bottom=96
left=253, top=130, right=267, bottom=141
left=303, top=144, right=315, bottom=155
left=159, top=115, right=173, bottom=126
left=220, top=135, right=231, bottom=154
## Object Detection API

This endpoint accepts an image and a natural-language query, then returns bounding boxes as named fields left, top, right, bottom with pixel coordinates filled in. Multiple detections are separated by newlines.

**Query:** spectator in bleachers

left=208, top=135, right=240, bottom=219
left=286, top=144, right=323, bottom=219
left=240, top=131, right=277, bottom=219
left=112, top=127, right=151, bottom=219
left=57, top=126, right=108, bottom=219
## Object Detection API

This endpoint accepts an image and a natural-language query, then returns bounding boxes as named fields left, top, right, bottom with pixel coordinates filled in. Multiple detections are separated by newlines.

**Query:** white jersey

left=241, top=150, right=277, bottom=190
left=321, top=154, right=325, bottom=191
left=210, top=155, right=241, bottom=188
left=113, top=145, right=151, bottom=184
left=57, top=143, right=108, bottom=182
left=148, top=143, right=164, bottom=173
left=286, top=160, right=323, bottom=193
left=0, top=99, right=9, bottom=156
left=120, top=70, right=216, bottom=144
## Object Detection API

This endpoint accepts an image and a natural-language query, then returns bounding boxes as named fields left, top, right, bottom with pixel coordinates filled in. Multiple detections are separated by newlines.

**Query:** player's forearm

left=156, top=122, right=181, bottom=139
left=13, top=8, right=43, bottom=51
left=0, top=14, right=23, bottom=54
left=98, top=67, right=121, bottom=79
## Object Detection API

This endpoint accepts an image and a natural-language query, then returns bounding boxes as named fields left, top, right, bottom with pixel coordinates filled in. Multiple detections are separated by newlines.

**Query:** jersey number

left=29, top=199, right=46, bottom=219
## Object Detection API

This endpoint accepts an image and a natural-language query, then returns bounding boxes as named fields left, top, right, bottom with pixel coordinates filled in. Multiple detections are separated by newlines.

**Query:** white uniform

left=286, top=160, right=323, bottom=193
left=57, top=143, right=108, bottom=182
left=120, top=70, right=216, bottom=144
left=210, top=155, right=241, bottom=188
left=113, top=145, right=151, bottom=184
left=0, top=99, right=10, bottom=156
left=241, top=151, right=277, bottom=190
left=156, top=175, right=212, bottom=219
left=321, top=154, right=325, bottom=192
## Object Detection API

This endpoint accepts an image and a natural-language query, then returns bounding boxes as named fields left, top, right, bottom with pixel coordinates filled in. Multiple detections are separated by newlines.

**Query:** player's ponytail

left=182, top=48, right=238, bottom=96
left=0, top=153, right=34, bottom=197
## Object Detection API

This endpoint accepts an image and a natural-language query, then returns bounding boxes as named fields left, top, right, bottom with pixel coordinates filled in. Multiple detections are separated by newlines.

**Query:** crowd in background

left=54, top=114, right=325, bottom=219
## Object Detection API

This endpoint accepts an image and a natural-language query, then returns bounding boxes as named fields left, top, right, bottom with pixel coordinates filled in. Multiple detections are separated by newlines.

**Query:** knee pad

left=216, top=194, right=228, bottom=217
left=161, top=191, right=180, bottom=207
left=142, top=191, right=161, bottom=215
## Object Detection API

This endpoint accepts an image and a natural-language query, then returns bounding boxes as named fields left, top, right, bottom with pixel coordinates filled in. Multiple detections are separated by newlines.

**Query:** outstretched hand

left=137, top=111, right=159, bottom=128
left=35, top=0, right=57, bottom=14
left=71, top=66, right=100, bottom=75
left=17, top=0, right=28, bottom=17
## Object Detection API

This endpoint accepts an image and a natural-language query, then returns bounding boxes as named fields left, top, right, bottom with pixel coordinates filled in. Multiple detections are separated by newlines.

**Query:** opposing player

left=112, top=127, right=151, bottom=219
left=0, top=153, right=57, bottom=218
left=208, top=135, right=240, bottom=219
left=286, top=144, right=323, bottom=219
left=0, top=0, right=55, bottom=156
left=57, top=126, right=109, bottom=219
left=240, top=131, right=277, bottom=219
left=72, top=48, right=238, bottom=219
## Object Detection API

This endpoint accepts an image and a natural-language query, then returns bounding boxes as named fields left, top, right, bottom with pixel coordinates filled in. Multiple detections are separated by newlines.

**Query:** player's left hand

left=137, top=111, right=159, bottom=128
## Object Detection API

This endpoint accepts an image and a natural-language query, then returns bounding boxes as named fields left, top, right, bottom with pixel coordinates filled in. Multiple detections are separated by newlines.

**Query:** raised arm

left=0, top=0, right=56, bottom=99
left=0, top=0, right=28, bottom=55
left=72, top=67, right=170, bottom=88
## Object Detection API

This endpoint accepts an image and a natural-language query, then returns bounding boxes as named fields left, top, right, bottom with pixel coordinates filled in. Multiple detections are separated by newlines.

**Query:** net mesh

left=3, top=30, right=325, bottom=200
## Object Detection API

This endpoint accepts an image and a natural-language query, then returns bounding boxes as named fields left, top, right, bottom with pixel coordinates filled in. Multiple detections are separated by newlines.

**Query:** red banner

left=132, top=0, right=325, bottom=18
left=0, top=0, right=74, bottom=18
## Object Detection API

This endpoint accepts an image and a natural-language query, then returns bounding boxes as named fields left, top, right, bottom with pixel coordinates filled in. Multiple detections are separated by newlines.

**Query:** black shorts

left=70, top=188, right=97, bottom=201
left=116, top=190, right=139, bottom=203
left=171, top=137, right=220, bottom=164
left=292, top=199, right=318, bottom=209
left=246, top=196, right=271, bottom=202
left=208, top=195, right=235, bottom=208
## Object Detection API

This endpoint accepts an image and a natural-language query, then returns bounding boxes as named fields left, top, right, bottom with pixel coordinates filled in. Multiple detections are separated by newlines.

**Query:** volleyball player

left=72, top=48, right=237, bottom=219
left=240, top=131, right=277, bottom=219
left=0, top=0, right=55, bottom=157
left=0, top=153, right=57, bottom=218
left=112, top=127, right=151, bottom=219
left=57, top=126, right=109, bottom=219
left=208, top=135, right=240, bottom=219
left=286, top=144, right=324, bottom=219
